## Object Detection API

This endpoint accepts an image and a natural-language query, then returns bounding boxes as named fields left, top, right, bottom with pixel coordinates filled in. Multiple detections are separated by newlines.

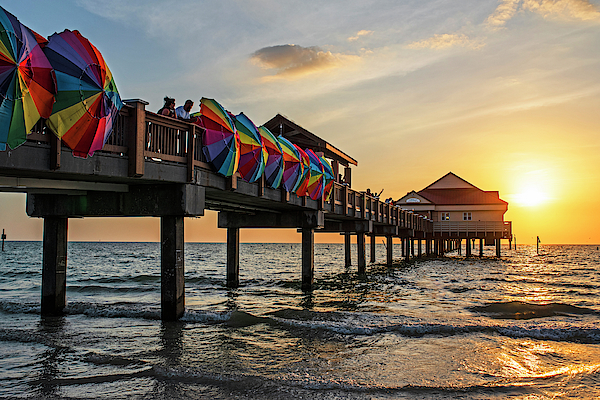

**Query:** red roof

left=418, top=188, right=507, bottom=205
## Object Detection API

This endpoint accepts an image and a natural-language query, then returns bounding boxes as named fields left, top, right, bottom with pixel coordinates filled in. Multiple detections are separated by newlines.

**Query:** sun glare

left=513, top=187, right=549, bottom=207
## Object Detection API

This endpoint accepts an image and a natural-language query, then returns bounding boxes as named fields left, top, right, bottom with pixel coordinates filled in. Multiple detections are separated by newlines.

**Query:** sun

left=512, top=187, right=549, bottom=207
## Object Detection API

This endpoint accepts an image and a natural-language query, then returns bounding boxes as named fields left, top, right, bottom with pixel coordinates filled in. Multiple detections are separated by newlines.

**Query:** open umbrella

left=234, top=112, right=266, bottom=183
left=319, top=155, right=335, bottom=201
left=0, top=6, right=55, bottom=151
left=293, top=144, right=310, bottom=196
left=258, top=125, right=283, bottom=189
left=194, top=97, right=240, bottom=177
left=277, top=135, right=301, bottom=192
left=43, top=29, right=122, bottom=158
left=305, top=148, right=324, bottom=200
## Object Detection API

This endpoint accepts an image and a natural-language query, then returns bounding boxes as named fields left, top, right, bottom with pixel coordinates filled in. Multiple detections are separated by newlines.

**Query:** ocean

left=0, top=242, right=599, bottom=399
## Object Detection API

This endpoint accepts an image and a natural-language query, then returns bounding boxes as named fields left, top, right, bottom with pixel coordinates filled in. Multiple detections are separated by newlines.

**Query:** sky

left=1, top=0, right=600, bottom=244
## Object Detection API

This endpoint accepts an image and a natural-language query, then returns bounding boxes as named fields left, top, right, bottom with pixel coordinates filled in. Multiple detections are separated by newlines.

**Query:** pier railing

left=433, top=221, right=511, bottom=238
left=25, top=101, right=433, bottom=233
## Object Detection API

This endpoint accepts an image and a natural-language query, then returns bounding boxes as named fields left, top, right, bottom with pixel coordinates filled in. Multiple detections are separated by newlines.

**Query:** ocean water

left=0, top=242, right=599, bottom=399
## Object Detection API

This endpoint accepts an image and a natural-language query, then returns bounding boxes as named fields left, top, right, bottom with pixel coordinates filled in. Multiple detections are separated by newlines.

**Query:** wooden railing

left=23, top=100, right=433, bottom=233
left=433, top=221, right=512, bottom=237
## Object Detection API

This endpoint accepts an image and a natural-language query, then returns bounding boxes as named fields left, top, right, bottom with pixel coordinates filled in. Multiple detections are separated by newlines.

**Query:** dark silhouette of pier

left=0, top=100, right=508, bottom=320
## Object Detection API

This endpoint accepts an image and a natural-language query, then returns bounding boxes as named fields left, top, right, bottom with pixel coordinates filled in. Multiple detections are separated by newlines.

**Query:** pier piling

left=386, top=236, right=393, bottom=266
left=370, top=234, right=376, bottom=263
left=41, top=217, right=68, bottom=316
left=301, top=228, right=315, bottom=291
left=344, top=233, right=352, bottom=267
left=357, top=232, right=366, bottom=274
left=161, top=216, right=185, bottom=321
left=226, top=227, right=240, bottom=288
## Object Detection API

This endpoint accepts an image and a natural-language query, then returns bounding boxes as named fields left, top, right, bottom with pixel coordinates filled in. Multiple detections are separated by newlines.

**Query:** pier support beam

left=466, top=237, right=472, bottom=257
left=425, top=239, right=431, bottom=256
left=161, top=216, right=185, bottom=321
left=405, top=238, right=410, bottom=262
left=357, top=233, right=366, bottom=274
left=417, top=239, right=422, bottom=257
left=370, top=234, right=376, bottom=263
left=386, top=236, right=393, bottom=266
left=496, top=238, right=501, bottom=257
left=344, top=233, right=352, bottom=267
left=480, top=238, right=484, bottom=257
left=41, top=217, right=68, bottom=316
left=302, top=228, right=315, bottom=291
left=226, top=228, right=240, bottom=288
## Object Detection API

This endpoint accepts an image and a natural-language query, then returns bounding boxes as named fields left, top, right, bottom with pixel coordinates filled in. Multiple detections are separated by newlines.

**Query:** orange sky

left=2, top=1, right=600, bottom=244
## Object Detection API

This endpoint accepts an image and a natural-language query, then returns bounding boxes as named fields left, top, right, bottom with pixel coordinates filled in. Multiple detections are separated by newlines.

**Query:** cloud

left=485, top=0, right=600, bottom=28
left=522, top=0, right=600, bottom=21
left=486, top=0, right=521, bottom=28
left=348, top=30, right=373, bottom=41
left=406, top=33, right=484, bottom=50
left=250, top=44, right=357, bottom=80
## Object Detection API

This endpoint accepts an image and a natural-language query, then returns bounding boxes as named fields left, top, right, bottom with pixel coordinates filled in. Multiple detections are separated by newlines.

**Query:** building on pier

left=396, top=172, right=512, bottom=254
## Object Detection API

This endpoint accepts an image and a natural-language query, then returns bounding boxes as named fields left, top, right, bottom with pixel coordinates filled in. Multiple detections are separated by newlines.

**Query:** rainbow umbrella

left=43, top=30, right=122, bottom=158
left=319, top=155, right=335, bottom=201
left=0, top=6, right=55, bottom=151
left=233, top=113, right=267, bottom=183
left=258, top=126, right=283, bottom=189
left=277, top=136, right=301, bottom=192
left=194, top=97, right=240, bottom=177
left=293, top=144, right=310, bottom=196
left=305, top=148, right=324, bottom=200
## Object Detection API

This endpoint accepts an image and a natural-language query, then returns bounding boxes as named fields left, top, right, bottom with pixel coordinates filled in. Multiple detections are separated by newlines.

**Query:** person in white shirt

left=175, top=99, right=194, bottom=121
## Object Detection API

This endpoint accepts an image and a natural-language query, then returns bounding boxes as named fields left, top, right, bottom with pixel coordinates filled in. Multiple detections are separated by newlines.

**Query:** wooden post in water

left=410, top=239, right=415, bottom=257
left=466, top=237, right=472, bottom=257
left=1, top=229, right=5, bottom=251
left=344, top=233, right=352, bottom=267
left=405, top=238, right=410, bottom=262
left=41, top=217, right=68, bottom=316
left=458, top=239, right=461, bottom=255
left=357, top=233, right=366, bottom=274
left=496, top=238, right=501, bottom=257
left=302, top=228, right=315, bottom=291
left=161, top=216, right=185, bottom=321
left=370, top=234, right=376, bottom=263
left=401, top=238, right=405, bottom=257
left=417, top=239, right=422, bottom=257
left=479, top=238, right=484, bottom=257
left=386, top=236, right=393, bottom=266
left=226, top=227, right=240, bottom=288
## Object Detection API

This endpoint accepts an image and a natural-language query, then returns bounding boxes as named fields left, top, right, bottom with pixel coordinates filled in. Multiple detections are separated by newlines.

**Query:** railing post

left=125, top=99, right=149, bottom=177
left=187, top=124, right=196, bottom=183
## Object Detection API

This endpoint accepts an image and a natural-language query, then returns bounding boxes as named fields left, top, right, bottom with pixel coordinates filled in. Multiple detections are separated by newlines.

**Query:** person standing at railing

left=158, top=96, right=176, bottom=118
left=175, top=100, right=197, bottom=123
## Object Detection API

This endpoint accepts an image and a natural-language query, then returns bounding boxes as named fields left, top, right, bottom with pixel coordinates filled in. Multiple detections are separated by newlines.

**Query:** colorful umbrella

left=277, top=135, right=301, bottom=192
left=293, top=144, right=310, bottom=196
left=43, top=29, right=122, bottom=158
left=233, top=113, right=267, bottom=183
left=0, top=6, right=55, bottom=151
left=258, top=126, right=283, bottom=189
left=194, top=97, right=240, bottom=177
left=305, top=148, right=324, bottom=200
left=319, top=155, right=335, bottom=201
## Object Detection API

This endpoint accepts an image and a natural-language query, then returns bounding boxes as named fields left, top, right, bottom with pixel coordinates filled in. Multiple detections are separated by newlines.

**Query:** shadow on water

left=33, top=316, right=68, bottom=398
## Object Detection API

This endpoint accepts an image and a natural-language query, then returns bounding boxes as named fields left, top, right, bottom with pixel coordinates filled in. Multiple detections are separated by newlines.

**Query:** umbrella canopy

left=0, top=6, right=55, bottom=151
left=305, top=148, right=324, bottom=200
left=293, top=144, right=310, bottom=196
left=258, top=125, right=283, bottom=189
left=194, top=97, right=240, bottom=177
left=43, top=29, right=122, bottom=158
left=319, top=156, right=335, bottom=201
left=277, top=135, right=301, bottom=192
left=234, top=112, right=267, bottom=183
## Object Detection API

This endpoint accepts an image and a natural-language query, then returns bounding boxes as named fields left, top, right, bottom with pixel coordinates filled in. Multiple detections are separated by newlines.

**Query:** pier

left=0, top=100, right=510, bottom=320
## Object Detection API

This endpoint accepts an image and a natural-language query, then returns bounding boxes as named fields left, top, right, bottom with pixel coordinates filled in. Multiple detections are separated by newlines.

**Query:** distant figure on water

left=158, top=96, right=176, bottom=118
left=176, top=99, right=197, bottom=122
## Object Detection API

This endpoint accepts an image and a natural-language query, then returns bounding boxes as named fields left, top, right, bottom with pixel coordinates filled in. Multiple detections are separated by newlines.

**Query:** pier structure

left=0, top=101, right=466, bottom=320
left=397, top=173, right=512, bottom=258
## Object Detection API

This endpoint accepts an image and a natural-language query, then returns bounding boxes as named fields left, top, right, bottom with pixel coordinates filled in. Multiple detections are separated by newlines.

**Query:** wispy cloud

left=486, top=0, right=521, bottom=28
left=522, top=0, right=600, bottom=21
left=406, top=33, right=484, bottom=50
left=348, top=30, right=373, bottom=42
left=485, top=0, right=600, bottom=28
left=250, top=44, right=358, bottom=80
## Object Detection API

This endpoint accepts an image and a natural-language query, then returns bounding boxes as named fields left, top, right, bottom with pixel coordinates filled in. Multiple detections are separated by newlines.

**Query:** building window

left=463, top=212, right=472, bottom=221
left=441, top=212, right=450, bottom=221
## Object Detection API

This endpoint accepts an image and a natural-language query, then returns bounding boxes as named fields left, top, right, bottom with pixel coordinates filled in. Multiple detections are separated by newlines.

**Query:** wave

left=469, top=301, right=597, bottom=320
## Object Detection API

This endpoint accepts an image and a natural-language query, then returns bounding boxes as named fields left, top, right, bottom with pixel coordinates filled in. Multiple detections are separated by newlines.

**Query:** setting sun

left=512, top=188, right=549, bottom=207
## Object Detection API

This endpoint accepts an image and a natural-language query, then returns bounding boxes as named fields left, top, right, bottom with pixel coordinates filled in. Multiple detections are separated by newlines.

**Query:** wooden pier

left=0, top=100, right=507, bottom=320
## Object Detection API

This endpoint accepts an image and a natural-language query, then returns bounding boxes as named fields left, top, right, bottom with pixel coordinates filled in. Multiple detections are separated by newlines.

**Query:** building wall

left=435, top=210, right=505, bottom=222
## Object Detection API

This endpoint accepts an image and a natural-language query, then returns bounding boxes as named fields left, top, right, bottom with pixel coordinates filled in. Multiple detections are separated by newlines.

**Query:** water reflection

left=34, top=316, right=67, bottom=398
